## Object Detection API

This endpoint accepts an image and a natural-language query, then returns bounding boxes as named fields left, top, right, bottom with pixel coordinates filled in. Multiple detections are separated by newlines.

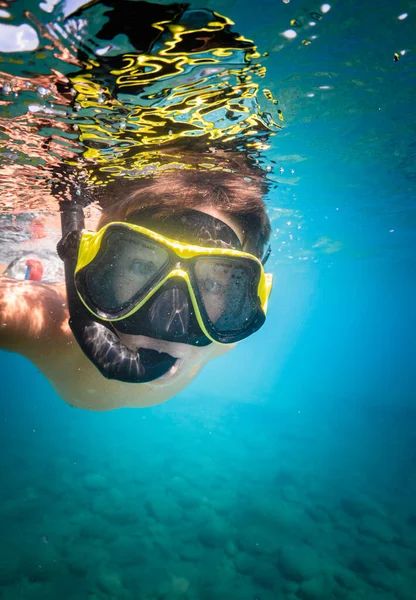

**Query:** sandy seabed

left=0, top=385, right=415, bottom=600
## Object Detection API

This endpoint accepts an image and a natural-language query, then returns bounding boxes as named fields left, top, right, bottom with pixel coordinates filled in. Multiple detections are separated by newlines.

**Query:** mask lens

left=193, top=257, right=260, bottom=334
left=83, top=229, right=169, bottom=312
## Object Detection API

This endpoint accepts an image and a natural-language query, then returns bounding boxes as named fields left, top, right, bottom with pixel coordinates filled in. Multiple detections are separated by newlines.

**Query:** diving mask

left=74, top=218, right=273, bottom=345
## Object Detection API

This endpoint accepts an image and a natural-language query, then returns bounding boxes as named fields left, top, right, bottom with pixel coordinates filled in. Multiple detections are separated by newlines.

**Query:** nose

left=148, top=288, right=190, bottom=338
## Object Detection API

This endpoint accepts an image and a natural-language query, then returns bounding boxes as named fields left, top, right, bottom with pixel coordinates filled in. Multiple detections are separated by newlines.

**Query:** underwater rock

left=274, top=467, right=296, bottom=486
left=235, top=525, right=279, bottom=556
left=225, top=540, right=237, bottom=557
left=407, top=513, right=416, bottom=527
left=79, top=515, right=115, bottom=542
left=298, top=576, right=325, bottom=600
left=0, top=551, right=20, bottom=585
left=170, top=575, right=191, bottom=597
left=378, top=550, right=401, bottom=571
left=332, top=567, right=359, bottom=591
left=174, top=491, right=200, bottom=510
left=234, top=552, right=255, bottom=574
left=251, top=561, right=278, bottom=590
left=198, top=520, right=228, bottom=548
left=165, top=474, right=188, bottom=494
left=348, top=552, right=379, bottom=576
left=20, top=539, right=64, bottom=585
left=123, top=564, right=171, bottom=599
left=340, top=495, right=385, bottom=519
left=179, top=543, right=204, bottom=562
left=357, top=515, right=395, bottom=543
left=83, top=472, right=107, bottom=491
left=184, top=504, right=214, bottom=527
left=278, top=544, right=320, bottom=582
left=305, top=504, right=330, bottom=524
left=9, top=580, right=48, bottom=600
left=281, top=484, right=302, bottom=504
left=92, top=492, right=142, bottom=526
left=97, top=569, right=125, bottom=597
left=366, top=570, right=395, bottom=592
left=395, top=531, right=416, bottom=551
left=283, top=580, right=299, bottom=595
left=145, top=494, right=182, bottom=526
left=65, top=543, right=109, bottom=578
left=107, top=535, right=150, bottom=567
left=396, top=585, right=416, bottom=600
left=67, top=558, right=88, bottom=578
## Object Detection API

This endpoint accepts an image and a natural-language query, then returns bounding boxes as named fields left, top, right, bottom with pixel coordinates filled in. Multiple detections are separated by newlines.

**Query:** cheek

left=211, top=342, right=236, bottom=357
left=180, top=344, right=220, bottom=372
left=190, top=342, right=235, bottom=365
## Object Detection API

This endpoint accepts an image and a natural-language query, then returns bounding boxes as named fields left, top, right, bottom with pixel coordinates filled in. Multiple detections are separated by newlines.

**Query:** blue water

left=1, top=0, right=415, bottom=598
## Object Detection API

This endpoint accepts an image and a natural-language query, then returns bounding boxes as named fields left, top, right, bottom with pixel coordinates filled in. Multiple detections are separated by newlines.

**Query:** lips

left=109, top=329, right=189, bottom=383
left=136, top=347, right=177, bottom=382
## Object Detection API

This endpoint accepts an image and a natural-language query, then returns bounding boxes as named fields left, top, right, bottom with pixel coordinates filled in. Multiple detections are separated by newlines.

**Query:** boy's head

left=97, top=155, right=271, bottom=258
left=58, top=155, right=272, bottom=386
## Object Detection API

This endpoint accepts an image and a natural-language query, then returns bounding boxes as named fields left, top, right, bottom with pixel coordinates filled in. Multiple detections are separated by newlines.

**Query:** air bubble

left=282, top=29, right=297, bottom=40
left=37, top=86, right=50, bottom=97
left=2, top=83, right=12, bottom=95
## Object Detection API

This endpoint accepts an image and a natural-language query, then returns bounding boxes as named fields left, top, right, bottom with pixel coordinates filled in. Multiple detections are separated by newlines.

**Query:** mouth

left=136, top=347, right=178, bottom=382
left=114, top=331, right=187, bottom=383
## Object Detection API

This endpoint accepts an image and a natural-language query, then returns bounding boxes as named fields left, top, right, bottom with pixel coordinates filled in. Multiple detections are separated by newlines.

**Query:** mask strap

left=261, top=244, right=271, bottom=266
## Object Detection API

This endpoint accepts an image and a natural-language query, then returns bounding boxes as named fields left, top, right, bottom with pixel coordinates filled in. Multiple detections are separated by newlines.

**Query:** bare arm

left=0, top=276, right=70, bottom=356
left=0, top=276, right=222, bottom=411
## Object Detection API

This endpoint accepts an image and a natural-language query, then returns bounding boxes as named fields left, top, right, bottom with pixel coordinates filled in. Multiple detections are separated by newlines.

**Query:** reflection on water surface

left=0, top=0, right=284, bottom=210
left=0, top=0, right=414, bottom=262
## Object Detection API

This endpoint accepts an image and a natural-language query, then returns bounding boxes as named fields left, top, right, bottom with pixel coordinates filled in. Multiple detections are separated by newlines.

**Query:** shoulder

left=0, top=277, right=71, bottom=353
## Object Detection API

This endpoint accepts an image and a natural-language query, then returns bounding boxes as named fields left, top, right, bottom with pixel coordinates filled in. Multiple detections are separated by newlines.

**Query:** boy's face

left=110, top=205, right=243, bottom=385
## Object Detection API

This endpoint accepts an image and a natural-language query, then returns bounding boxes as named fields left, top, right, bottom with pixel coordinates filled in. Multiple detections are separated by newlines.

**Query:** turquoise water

left=1, top=0, right=415, bottom=598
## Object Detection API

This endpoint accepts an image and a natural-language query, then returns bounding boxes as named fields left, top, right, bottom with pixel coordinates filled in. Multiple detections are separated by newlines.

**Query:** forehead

left=125, top=208, right=243, bottom=250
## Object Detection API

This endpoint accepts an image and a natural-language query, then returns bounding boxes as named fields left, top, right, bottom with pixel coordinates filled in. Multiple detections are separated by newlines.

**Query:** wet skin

left=0, top=206, right=241, bottom=410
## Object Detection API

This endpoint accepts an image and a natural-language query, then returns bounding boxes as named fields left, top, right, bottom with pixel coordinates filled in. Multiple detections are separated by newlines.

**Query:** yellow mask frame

left=74, top=221, right=273, bottom=344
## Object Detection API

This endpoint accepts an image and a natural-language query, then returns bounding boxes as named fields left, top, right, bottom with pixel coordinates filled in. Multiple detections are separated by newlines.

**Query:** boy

left=0, top=163, right=272, bottom=410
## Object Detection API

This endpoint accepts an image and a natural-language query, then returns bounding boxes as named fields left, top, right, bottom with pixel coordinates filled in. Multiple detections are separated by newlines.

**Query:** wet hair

left=96, top=153, right=271, bottom=258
